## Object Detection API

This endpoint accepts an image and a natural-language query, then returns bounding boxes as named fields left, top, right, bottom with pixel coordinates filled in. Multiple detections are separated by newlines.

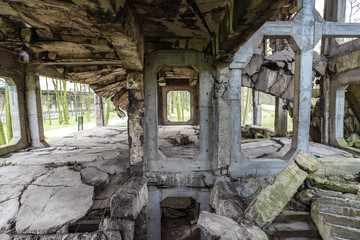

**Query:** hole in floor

left=160, top=197, right=200, bottom=240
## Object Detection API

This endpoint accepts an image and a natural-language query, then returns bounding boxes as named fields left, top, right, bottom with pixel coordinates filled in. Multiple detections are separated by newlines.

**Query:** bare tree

left=347, top=0, right=360, bottom=22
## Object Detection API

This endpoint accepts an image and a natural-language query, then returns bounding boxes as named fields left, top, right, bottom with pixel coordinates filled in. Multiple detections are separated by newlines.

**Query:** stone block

left=197, top=211, right=268, bottom=240
left=244, top=54, right=263, bottom=77
left=111, top=176, right=148, bottom=220
left=308, top=176, right=360, bottom=195
left=119, top=219, right=135, bottom=240
left=210, top=177, right=244, bottom=221
left=256, top=68, right=278, bottom=92
left=100, top=218, right=123, bottom=240
left=294, top=151, right=318, bottom=174
left=81, top=167, right=109, bottom=186
left=244, top=161, right=308, bottom=228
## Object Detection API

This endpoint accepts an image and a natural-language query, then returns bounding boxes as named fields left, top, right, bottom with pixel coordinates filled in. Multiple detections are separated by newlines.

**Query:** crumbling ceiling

left=0, top=0, right=295, bottom=111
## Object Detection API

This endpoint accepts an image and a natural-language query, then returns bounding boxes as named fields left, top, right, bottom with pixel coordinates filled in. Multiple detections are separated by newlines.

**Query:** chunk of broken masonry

left=197, top=211, right=268, bottom=240
left=294, top=151, right=318, bottom=173
left=244, top=151, right=318, bottom=228
left=110, top=176, right=148, bottom=220
left=210, top=177, right=244, bottom=221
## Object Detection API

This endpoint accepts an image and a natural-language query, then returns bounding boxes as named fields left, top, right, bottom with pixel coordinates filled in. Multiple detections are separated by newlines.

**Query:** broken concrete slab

left=308, top=176, right=360, bottom=194
left=100, top=218, right=123, bottom=240
left=33, top=167, right=83, bottom=186
left=0, top=198, right=19, bottom=232
left=0, top=166, right=47, bottom=185
left=210, top=177, right=244, bottom=221
left=82, top=156, right=129, bottom=175
left=294, top=151, right=318, bottom=174
left=110, top=176, right=148, bottom=220
left=0, top=234, right=10, bottom=240
left=118, top=219, right=135, bottom=240
left=197, top=211, right=268, bottom=240
left=244, top=154, right=313, bottom=228
left=81, top=167, right=109, bottom=186
left=16, top=168, right=94, bottom=234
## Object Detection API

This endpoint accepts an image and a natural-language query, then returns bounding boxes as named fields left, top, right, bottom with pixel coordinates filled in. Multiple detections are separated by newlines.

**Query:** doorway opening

left=157, top=66, right=200, bottom=160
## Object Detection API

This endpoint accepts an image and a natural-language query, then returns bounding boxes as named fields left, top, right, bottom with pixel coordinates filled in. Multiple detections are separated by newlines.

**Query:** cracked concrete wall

left=0, top=48, right=29, bottom=156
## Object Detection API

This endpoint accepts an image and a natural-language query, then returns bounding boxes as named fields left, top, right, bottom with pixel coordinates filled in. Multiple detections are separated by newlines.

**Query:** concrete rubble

left=197, top=211, right=268, bottom=240
left=0, top=127, right=148, bottom=239
left=210, top=177, right=244, bottom=221
left=244, top=151, right=318, bottom=228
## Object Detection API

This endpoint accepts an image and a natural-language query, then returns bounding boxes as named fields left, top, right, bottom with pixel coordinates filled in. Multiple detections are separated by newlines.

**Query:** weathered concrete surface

left=0, top=127, right=133, bottom=238
left=110, top=176, right=148, bottom=220
left=244, top=152, right=318, bottom=228
left=311, top=188, right=360, bottom=240
left=81, top=167, right=109, bottom=186
left=197, top=211, right=268, bottom=240
left=210, top=177, right=244, bottom=221
left=16, top=168, right=94, bottom=234
left=146, top=171, right=215, bottom=188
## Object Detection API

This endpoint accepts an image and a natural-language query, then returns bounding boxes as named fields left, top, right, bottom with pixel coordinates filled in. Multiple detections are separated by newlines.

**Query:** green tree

left=52, top=79, right=63, bottom=124
left=171, top=92, right=175, bottom=113
left=40, top=86, right=44, bottom=122
left=62, top=80, right=69, bottom=124
left=5, top=82, right=12, bottom=141
left=80, top=84, right=84, bottom=116
left=174, top=91, right=181, bottom=121
left=0, top=119, right=6, bottom=145
left=0, top=81, right=7, bottom=145
left=105, top=98, right=111, bottom=125
left=180, top=91, right=184, bottom=121
left=74, top=83, right=78, bottom=121
left=45, top=78, right=51, bottom=125
left=87, top=85, right=91, bottom=121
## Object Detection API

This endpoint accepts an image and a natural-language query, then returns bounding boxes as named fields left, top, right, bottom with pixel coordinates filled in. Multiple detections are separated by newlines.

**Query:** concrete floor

left=0, top=126, right=360, bottom=237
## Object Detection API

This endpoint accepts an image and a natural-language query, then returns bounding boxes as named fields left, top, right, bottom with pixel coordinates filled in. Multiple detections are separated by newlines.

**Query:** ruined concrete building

left=0, top=0, right=360, bottom=239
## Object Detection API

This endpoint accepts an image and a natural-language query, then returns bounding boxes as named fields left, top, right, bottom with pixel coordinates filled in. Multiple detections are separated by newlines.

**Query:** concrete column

left=25, top=65, right=48, bottom=148
left=197, top=70, right=213, bottom=162
left=274, top=97, right=287, bottom=137
left=127, top=72, right=145, bottom=170
left=147, top=187, right=161, bottom=240
left=320, top=77, right=331, bottom=144
left=227, top=68, right=242, bottom=173
left=252, top=89, right=262, bottom=125
left=95, top=95, right=105, bottom=126
left=284, top=49, right=313, bottom=158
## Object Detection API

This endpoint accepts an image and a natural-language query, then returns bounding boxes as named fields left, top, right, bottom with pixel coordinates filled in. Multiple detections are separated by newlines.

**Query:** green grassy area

left=167, top=110, right=191, bottom=122
left=242, top=108, right=293, bottom=132
left=43, top=112, right=126, bottom=132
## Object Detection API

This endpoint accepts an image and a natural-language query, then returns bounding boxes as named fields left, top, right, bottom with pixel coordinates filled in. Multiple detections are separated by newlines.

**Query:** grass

left=43, top=113, right=97, bottom=131
left=243, top=108, right=294, bottom=132
left=43, top=112, right=126, bottom=132
left=167, top=110, right=191, bottom=122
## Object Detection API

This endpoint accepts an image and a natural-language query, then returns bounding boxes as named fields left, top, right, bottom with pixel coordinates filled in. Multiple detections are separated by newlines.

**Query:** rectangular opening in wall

left=167, top=91, right=191, bottom=123
left=336, top=0, right=360, bottom=44
left=0, top=77, right=21, bottom=149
